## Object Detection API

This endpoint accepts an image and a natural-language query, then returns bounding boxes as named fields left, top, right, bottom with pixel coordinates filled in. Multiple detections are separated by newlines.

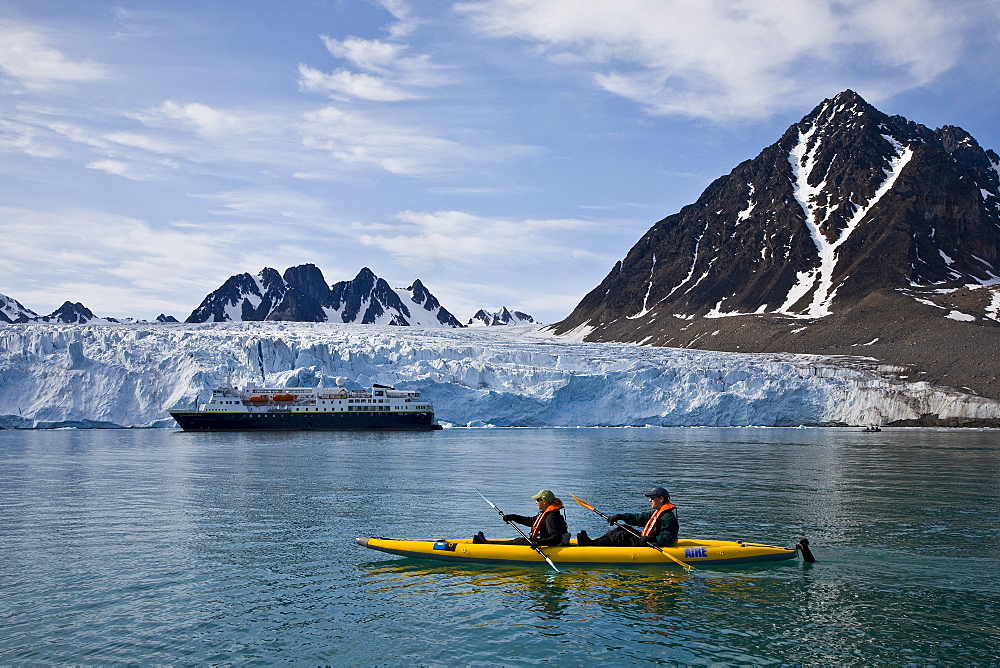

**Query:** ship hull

left=170, top=410, right=443, bottom=431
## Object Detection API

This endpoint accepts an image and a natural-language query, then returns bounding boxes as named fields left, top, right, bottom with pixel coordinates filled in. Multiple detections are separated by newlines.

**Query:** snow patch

left=986, top=291, right=1000, bottom=321
left=628, top=253, right=657, bottom=319
left=737, top=183, right=756, bottom=222
left=553, top=321, right=594, bottom=342
left=783, top=129, right=913, bottom=318
left=663, top=221, right=710, bottom=301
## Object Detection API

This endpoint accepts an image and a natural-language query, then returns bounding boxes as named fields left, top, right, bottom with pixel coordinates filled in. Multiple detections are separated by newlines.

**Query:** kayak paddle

left=570, top=494, right=693, bottom=572
left=476, top=488, right=560, bottom=572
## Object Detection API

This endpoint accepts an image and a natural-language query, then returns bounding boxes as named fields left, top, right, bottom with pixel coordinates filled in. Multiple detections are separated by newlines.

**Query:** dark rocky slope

left=553, top=90, right=1000, bottom=401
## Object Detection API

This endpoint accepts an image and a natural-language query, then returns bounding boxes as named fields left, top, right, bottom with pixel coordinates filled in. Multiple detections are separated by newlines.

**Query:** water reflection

left=355, top=558, right=810, bottom=624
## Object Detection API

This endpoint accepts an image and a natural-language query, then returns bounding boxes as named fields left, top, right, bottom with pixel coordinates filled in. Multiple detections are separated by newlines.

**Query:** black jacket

left=504, top=506, right=568, bottom=547
left=617, top=507, right=679, bottom=547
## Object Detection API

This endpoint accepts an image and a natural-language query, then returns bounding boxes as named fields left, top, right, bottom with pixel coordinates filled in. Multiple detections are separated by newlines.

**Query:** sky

left=2, top=0, right=1000, bottom=324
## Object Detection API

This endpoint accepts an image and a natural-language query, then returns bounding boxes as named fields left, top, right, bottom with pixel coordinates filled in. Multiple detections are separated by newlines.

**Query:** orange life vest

left=530, top=502, right=564, bottom=539
left=642, top=503, right=676, bottom=537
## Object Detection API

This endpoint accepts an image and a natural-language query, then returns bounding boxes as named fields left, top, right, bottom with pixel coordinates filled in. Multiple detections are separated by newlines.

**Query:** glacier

left=1, top=322, right=998, bottom=429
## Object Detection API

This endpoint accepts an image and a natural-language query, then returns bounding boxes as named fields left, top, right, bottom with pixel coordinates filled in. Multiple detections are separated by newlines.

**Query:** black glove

left=501, top=513, right=513, bottom=522
left=607, top=514, right=624, bottom=525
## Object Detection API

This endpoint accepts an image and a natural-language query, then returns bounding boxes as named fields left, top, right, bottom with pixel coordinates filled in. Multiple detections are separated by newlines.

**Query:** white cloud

left=378, top=0, right=419, bottom=39
left=321, top=35, right=409, bottom=72
left=299, top=105, right=479, bottom=175
left=197, top=187, right=329, bottom=222
left=103, top=132, right=179, bottom=154
left=458, top=0, right=989, bottom=120
left=299, top=34, right=447, bottom=102
left=0, top=118, right=62, bottom=157
left=298, top=64, right=416, bottom=101
left=356, top=209, right=604, bottom=266
left=130, top=95, right=535, bottom=181
left=85, top=158, right=144, bottom=180
left=0, top=204, right=347, bottom=318
left=0, top=206, right=233, bottom=316
left=156, top=101, right=253, bottom=136
left=0, top=23, right=107, bottom=90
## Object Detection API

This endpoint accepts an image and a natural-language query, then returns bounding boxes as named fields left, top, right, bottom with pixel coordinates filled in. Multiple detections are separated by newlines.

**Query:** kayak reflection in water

left=473, top=489, right=569, bottom=547
left=576, top=486, right=679, bottom=547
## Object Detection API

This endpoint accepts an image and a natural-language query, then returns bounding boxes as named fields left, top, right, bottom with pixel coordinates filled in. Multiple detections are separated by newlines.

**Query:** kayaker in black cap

left=576, top=486, right=678, bottom=547
left=473, top=489, right=569, bottom=546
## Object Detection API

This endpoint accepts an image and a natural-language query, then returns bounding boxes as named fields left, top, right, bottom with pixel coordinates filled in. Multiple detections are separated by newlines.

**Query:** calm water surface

left=1, top=427, right=998, bottom=665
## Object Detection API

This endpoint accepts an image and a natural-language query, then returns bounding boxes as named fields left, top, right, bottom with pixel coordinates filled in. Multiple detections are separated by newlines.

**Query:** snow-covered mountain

left=0, top=294, right=116, bottom=324
left=0, top=293, right=37, bottom=323
left=187, top=265, right=463, bottom=327
left=553, top=90, right=1000, bottom=400
left=1, top=322, right=997, bottom=429
left=32, top=301, right=110, bottom=324
left=468, top=307, right=536, bottom=326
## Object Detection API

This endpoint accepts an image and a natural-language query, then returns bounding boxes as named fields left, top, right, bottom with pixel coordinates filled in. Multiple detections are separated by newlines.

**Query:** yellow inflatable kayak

left=355, top=536, right=804, bottom=566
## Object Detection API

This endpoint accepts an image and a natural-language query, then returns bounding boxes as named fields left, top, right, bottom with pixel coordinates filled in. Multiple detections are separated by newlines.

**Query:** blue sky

left=2, top=0, right=999, bottom=323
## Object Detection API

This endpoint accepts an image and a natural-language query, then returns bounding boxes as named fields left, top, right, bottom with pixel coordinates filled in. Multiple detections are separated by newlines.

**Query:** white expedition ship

left=170, top=377, right=442, bottom=431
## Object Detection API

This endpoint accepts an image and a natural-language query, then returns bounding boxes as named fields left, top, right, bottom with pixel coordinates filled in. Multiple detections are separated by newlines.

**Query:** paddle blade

left=570, top=494, right=597, bottom=511
left=475, top=488, right=498, bottom=510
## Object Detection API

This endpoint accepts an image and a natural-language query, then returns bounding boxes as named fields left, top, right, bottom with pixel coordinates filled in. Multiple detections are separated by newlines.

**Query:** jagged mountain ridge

left=468, top=307, right=536, bottom=326
left=553, top=90, right=1000, bottom=399
left=0, top=294, right=121, bottom=324
left=186, top=265, right=464, bottom=327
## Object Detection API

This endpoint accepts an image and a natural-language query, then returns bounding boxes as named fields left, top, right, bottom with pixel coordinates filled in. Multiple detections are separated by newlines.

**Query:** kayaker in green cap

left=473, top=489, right=569, bottom=546
left=576, top=486, right=679, bottom=547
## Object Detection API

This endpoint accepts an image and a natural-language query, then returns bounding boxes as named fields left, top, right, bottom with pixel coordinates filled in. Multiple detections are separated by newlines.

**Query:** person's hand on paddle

left=607, top=514, right=623, bottom=525
left=501, top=513, right=513, bottom=522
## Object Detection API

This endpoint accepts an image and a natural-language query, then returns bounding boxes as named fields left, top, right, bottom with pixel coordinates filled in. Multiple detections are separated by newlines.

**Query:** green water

left=1, top=427, right=998, bottom=664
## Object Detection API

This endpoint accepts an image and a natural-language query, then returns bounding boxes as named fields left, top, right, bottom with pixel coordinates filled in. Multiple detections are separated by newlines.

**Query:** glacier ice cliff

left=1, top=322, right=998, bottom=428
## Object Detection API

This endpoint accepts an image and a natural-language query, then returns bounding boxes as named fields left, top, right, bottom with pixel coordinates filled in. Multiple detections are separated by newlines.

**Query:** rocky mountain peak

left=39, top=301, right=99, bottom=324
left=186, top=265, right=463, bottom=327
left=0, top=292, right=38, bottom=323
left=282, top=263, right=329, bottom=302
left=469, top=307, right=536, bottom=326
left=552, top=90, right=1000, bottom=399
